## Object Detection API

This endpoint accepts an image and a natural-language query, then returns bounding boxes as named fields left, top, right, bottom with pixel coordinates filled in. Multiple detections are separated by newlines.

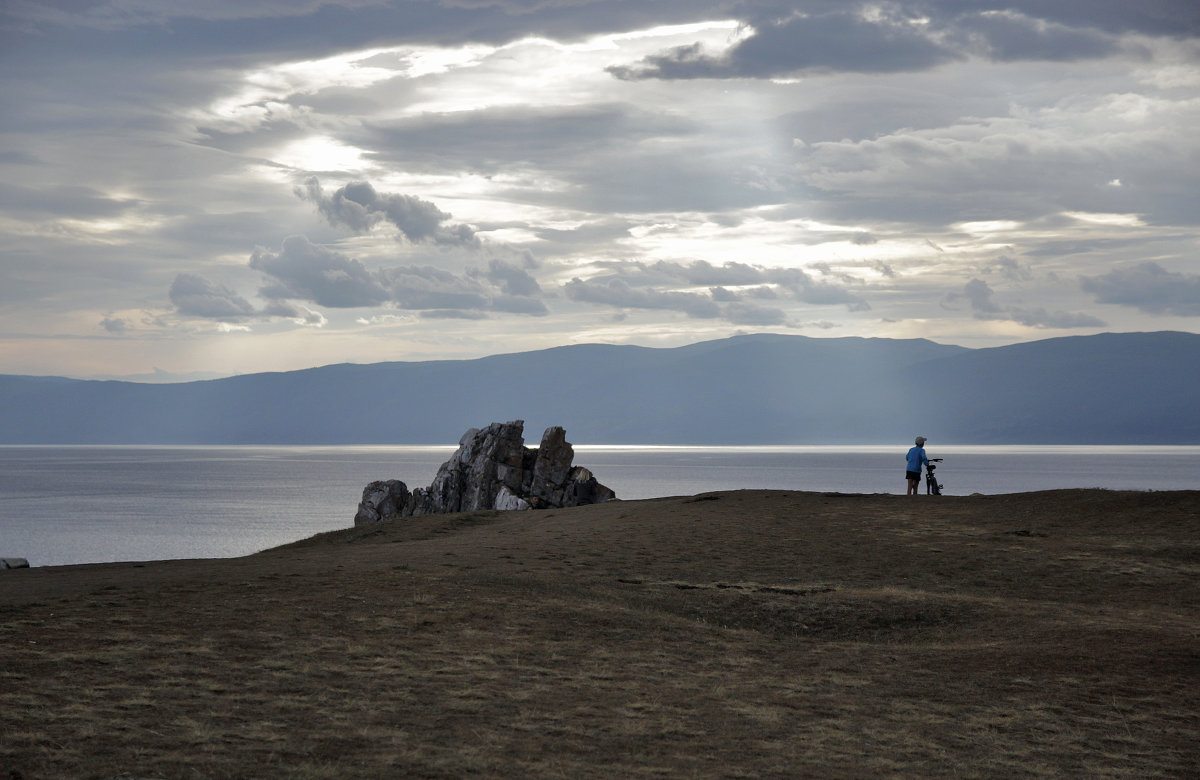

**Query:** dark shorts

left=906, top=471, right=921, bottom=481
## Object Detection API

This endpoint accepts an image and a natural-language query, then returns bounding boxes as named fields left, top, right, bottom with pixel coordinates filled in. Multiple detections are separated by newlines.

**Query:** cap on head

left=915, top=436, right=927, bottom=446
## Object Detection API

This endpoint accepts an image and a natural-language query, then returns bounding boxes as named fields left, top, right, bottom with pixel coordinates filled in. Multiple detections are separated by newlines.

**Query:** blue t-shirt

left=906, top=445, right=929, bottom=472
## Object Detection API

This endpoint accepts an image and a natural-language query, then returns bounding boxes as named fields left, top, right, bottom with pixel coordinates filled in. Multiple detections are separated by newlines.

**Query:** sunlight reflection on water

left=2, top=445, right=1196, bottom=566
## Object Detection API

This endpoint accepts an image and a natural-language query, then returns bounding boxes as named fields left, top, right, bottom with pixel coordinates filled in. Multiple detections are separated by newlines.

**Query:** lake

left=1, top=444, right=1197, bottom=567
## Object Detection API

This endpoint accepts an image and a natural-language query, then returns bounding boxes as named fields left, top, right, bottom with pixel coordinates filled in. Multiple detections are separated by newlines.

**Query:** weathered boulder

left=354, top=421, right=615, bottom=525
left=354, top=480, right=412, bottom=525
left=1, top=558, right=30, bottom=569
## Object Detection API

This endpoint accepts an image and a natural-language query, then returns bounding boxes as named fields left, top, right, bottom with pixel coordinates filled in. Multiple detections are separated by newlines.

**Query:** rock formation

left=1, top=558, right=29, bottom=569
left=354, top=421, right=615, bottom=525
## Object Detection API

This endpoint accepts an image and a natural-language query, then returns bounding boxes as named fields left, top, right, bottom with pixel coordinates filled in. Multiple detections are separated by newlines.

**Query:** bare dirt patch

left=2, top=489, right=1198, bottom=778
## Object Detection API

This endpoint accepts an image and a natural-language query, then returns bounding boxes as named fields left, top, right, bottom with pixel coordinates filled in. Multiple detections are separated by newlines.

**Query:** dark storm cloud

left=4, top=0, right=722, bottom=62
left=984, top=0, right=1200, bottom=37
left=13, top=1, right=1197, bottom=43
left=1081, top=262, right=1200, bottom=316
left=950, top=11, right=1118, bottom=62
left=169, top=274, right=257, bottom=320
left=247, top=235, right=548, bottom=316
left=8, top=1, right=1194, bottom=97
left=298, top=178, right=479, bottom=247
left=610, top=11, right=960, bottom=80
left=611, top=1, right=1197, bottom=81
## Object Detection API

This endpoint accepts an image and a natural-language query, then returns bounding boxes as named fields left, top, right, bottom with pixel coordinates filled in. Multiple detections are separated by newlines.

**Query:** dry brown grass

left=2, top=489, right=1198, bottom=778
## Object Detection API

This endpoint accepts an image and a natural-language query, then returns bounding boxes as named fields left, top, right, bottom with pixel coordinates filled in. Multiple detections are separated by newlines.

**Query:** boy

left=906, top=436, right=929, bottom=496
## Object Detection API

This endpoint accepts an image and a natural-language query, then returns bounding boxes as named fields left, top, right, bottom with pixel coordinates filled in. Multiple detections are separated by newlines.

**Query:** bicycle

left=925, top=458, right=944, bottom=495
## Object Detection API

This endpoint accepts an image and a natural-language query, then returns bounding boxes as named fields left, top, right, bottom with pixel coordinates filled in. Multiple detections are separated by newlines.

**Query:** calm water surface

left=1, top=445, right=1197, bottom=566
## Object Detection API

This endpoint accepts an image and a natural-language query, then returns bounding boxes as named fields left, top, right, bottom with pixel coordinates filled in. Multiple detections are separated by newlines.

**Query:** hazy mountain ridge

left=1, top=332, right=1196, bottom=444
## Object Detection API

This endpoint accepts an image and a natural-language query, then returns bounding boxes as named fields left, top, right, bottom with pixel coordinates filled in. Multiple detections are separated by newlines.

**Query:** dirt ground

left=2, top=489, right=1198, bottom=778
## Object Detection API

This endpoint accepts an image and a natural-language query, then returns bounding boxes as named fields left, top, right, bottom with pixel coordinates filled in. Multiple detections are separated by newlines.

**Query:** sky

left=2, top=0, right=1199, bottom=380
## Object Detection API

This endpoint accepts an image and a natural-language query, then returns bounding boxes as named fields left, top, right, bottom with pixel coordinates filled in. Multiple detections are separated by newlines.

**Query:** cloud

left=983, top=256, right=1033, bottom=282
left=646, top=260, right=868, bottom=309
left=723, top=301, right=789, bottom=326
left=99, top=315, right=128, bottom=333
left=1005, top=307, right=1106, bottom=329
left=1080, top=262, right=1200, bottom=316
left=0, top=183, right=141, bottom=219
left=609, top=2, right=1198, bottom=83
left=251, top=235, right=391, bottom=308
left=261, top=300, right=328, bottom=327
left=610, top=11, right=960, bottom=80
left=565, top=277, right=722, bottom=319
left=478, top=258, right=543, bottom=298
left=169, top=274, right=257, bottom=320
left=298, top=178, right=479, bottom=247
left=248, top=234, right=548, bottom=316
left=796, top=90, right=1200, bottom=227
left=561, top=258, right=869, bottom=326
left=945, top=278, right=1105, bottom=328
left=420, top=309, right=489, bottom=320
left=952, top=10, right=1118, bottom=62
left=958, top=278, right=1003, bottom=313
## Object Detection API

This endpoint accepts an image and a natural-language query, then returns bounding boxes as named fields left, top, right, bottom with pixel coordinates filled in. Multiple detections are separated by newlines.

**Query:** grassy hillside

left=2, top=489, right=1198, bottom=777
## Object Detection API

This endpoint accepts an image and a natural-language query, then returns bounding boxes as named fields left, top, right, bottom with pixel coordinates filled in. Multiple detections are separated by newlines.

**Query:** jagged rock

left=530, top=426, right=574, bottom=507
left=354, top=421, right=615, bottom=524
left=354, top=480, right=412, bottom=525
left=1, top=558, right=30, bottom=569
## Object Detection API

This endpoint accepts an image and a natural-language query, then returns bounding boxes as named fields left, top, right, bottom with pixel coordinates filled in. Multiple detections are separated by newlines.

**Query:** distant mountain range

left=2, top=331, right=1198, bottom=444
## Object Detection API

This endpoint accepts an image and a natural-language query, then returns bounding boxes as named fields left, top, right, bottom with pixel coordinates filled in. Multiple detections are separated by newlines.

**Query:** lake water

left=1, top=445, right=1197, bottom=567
